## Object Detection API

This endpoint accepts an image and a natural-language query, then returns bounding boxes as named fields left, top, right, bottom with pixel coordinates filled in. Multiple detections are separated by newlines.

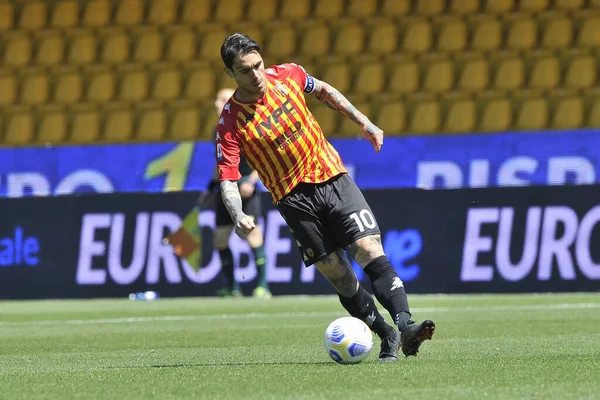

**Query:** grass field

left=1, top=293, right=599, bottom=400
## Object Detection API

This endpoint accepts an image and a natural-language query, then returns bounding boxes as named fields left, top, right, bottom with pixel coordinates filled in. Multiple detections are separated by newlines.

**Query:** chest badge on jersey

left=273, top=83, right=288, bottom=98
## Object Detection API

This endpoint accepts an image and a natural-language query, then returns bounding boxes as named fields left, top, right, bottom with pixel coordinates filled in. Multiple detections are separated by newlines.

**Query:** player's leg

left=214, top=197, right=241, bottom=297
left=329, top=174, right=435, bottom=357
left=242, top=194, right=271, bottom=298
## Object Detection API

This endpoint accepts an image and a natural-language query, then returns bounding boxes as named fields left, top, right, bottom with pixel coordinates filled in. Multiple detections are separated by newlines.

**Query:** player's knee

left=347, top=234, right=385, bottom=267
left=214, top=226, right=233, bottom=249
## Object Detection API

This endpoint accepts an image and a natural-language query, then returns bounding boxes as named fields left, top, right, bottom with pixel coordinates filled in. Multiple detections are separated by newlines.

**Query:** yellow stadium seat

left=298, top=21, right=330, bottom=57
left=214, top=0, right=243, bottom=23
left=408, top=96, right=441, bottom=134
left=279, top=0, right=310, bottom=20
left=100, top=28, right=130, bottom=65
left=375, top=100, right=406, bottom=134
left=184, top=62, right=216, bottom=100
left=564, top=55, right=596, bottom=90
left=347, top=0, right=377, bottom=17
left=115, top=0, right=143, bottom=26
left=165, top=26, right=196, bottom=62
left=313, top=0, right=343, bottom=19
left=0, top=2, right=14, bottom=31
left=103, top=103, right=134, bottom=142
left=353, top=62, right=384, bottom=96
left=381, top=0, right=411, bottom=17
left=449, top=0, right=480, bottom=14
left=37, top=105, right=67, bottom=145
left=322, top=63, right=350, bottom=93
left=82, top=0, right=111, bottom=27
left=515, top=93, right=549, bottom=131
left=4, top=32, right=32, bottom=68
left=70, top=104, right=101, bottom=144
left=591, top=0, right=600, bottom=7
left=518, top=0, right=549, bottom=12
left=421, top=54, right=454, bottom=93
left=264, top=22, right=297, bottom=58
left=34, top=31, right=65, bottom=67
left=415, top=0, right=445, bottom=16
left=340, top=100, right=370, bottom=137
left=550, top=90, right=584, bottom=129
left=133, top=27, right=164, bottom=63
left=247, top=0, right=277, bottom=22
left=436, top=17, right=467, bottom=52
left=540, top=15, right=573, bottom=50
left=527, top=54, right=560, bottom=91
left=85, top=66, right=116, bottom=103
left=366, top=20, right=398, bottom=56
left=53, top=67, right=83, bottom=105
left=505, top=15, right=537, bottom=51
left=18, top=1, right=46, bottom=31
left=577, top=17, right=600, bottom=48
left=51, top=1, right=79, bottom=28
left=199, top=25, right=228, bottom=62
left=388, top=59, right=419, bottom=95
left=67, top=29, right=97, bottom=65
left=485, top=0, right=515, bottom=13
left=309, top=105, right=338, bottom=134
left=148, top=0, right=177, bottom=25
left=401, top=18, right=432, bottom=54
left=136, top=102, right=167, bottom=142
left=587, top=94, right=600, bottom=127
left=478, top=95, right=512, bottom=132
left=170, top=101, right=200, bottom=141
left=456, top=55, right=489, bottom=93
left=181, top=0, right=210, bottom=24
left=4, top=106, right=34, bottom=146
left=443, top=95, right=476, bottom=133
left=0, top=69, right=16, bottom=106
left=555, top=0, right=584, bottom=10
left=470, top=16, right=502, bottom=52
left=492, top=55, right=524, bottom=92
left=118, top=64, right=149, bottom=102
left=20, top=68, right=49, bottom=106
left=332, top=21, right=365, bottom=57
left=151, top=64, right=181, bottom=101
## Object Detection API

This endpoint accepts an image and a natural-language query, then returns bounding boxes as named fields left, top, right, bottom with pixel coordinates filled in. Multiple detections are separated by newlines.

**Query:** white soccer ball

left=324, top=316, right=374, bottom=364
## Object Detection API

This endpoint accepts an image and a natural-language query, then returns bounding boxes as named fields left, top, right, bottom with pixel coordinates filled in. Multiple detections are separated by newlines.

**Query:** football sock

left=338, top=285, right=396, bottom=339
left=218, top=248, right=239, bottom=291
left=252, top=245, right=268, bottom=289
left=364, top=256, right=412, bottom=331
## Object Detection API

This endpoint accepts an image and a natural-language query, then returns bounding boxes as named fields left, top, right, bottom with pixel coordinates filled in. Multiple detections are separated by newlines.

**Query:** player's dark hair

left=221, top=33, right=262, bottom=71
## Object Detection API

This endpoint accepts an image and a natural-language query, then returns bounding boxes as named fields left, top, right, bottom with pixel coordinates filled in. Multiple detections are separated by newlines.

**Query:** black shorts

left=215, top=191, right=262, bottom=226
left=276, top=173, right=380, bottom=266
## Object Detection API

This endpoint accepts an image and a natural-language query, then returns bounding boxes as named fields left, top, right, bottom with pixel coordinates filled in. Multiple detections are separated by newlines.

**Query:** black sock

left=364, top=256, right=412, bottom=331
left=218, top=248, right=239, bottom=290
left=338, top=285, right=396, bottom=339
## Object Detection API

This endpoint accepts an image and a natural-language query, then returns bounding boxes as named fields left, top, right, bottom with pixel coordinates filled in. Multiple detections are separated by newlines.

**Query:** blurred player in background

left=208, top=88, right=271, bottom=299
left=215, top=33, right=435, bottom=361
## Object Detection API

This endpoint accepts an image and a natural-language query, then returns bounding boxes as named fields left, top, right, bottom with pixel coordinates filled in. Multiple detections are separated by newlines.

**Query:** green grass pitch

left=1, top=293, right=599, bottom=400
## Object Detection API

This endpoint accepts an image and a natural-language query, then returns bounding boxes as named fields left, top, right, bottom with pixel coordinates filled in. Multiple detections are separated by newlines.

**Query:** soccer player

left=215, top=33, right=434, bottom=361
left=209, top=87, right=271, bottom=299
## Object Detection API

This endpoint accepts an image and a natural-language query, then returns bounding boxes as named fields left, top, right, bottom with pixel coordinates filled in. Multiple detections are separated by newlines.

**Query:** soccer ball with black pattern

left=323, top=317, right=374, bottom=364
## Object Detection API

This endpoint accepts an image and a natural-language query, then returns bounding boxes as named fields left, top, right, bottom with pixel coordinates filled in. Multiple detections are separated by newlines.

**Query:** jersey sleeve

left=275, top=63, right=316, bottom=94
left=215, top=118, right=242, bottom=181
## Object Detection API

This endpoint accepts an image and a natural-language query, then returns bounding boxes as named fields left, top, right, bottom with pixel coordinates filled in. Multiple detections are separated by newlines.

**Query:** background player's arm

left=309, top=77, right=383, bottom=152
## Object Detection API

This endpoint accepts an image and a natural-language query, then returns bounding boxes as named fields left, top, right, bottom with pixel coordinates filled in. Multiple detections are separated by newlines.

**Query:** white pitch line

left=0, top=303, right=598, bottom=328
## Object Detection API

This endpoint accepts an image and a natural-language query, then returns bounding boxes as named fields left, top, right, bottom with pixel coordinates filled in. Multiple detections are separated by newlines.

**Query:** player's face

left=230, top=51, right=267, bottom=97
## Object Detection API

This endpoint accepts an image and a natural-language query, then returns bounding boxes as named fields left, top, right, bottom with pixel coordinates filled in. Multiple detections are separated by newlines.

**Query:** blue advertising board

left=0, top=129, right=597, bottom=197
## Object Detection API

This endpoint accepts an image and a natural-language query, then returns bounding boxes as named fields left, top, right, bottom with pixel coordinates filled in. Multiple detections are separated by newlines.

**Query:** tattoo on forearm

left=347, top=235, right=384, bottom=266
left=220, top=180, right=244, bottom=221
left=315, top=82, right=369, bottom=127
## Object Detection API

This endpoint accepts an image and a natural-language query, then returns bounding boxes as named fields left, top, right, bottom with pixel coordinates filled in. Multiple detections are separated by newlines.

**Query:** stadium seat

left=184, top=62, right=216, bottom=101
left=280, top=0, right=310, bottom=20
left=332, top=21, right=365, bottom=57
left=34, top=31, right=65, bottom=67
left=321, top=63, right=350, bottom=93
left=136, top=102, right=167, bottom=142
left=540, top=14, right=573, bottom=50
left=82, top=0, right=111, bottom=27
left=554, top=0, right=584, bottom=10
left=491, top=54, right=524, bottom=92
left=4, top=106, right=34, bottom=145
left=4, top=32, right=32, bottom=68
left=550, top=90, right=584, bottom=129
left=20, top=68, right=49, bottom=106
left=353, top=61, right=384, bottom=96
left=151, top=64, right=181, bottom=101
left=401, top=18, right=432, bottom=54
left=388, top=59, right=419, bottom=95
left=37, top=105, right=67, bottom=144
left=117, top=64, right=149, bottom=102
left=247, top=0, right=277, bottom=22
left=70, top=104, right=101, bottom=143
left=214, top=0, right=244, bottom=23
left=470, top=16, right=502, bottom=52
left=587, top=95, right=600, bottom=127
left=347, top=0, right=377, bottom=18
left=85, top=65, right=116, bottom=103
left=455, top=55, right=489, bottom=94
left=375, top=100, right=406, bottom=134
left=100, top=28, right=130, bottom=65
left=309, top=105, right=338, bottom=134
left=435, top=17, right=467, bottom=52
left=115, top=0, right=143, bottom=26
left=199, top=25, right=229, bottom=62
left=264, top=22, right=297, bottom=58
left=313, top=0, right=343, bottom=19
left=18, top=1, right=47, bottom=31
left=514, top=93, right=549, bottom=131
left=415, top=0, right=445, bottom=16
left=103, top=103, right=134, bottom=142
left=51, top=1, right=79, bottom=29
left=53, top=67, right=83, bottom=105
left=169, top=101, right=200, bottom=141
left=449, top=0, right=480, bottom=14
left=380, top=0, right=411, bottom=17
left=526, top=53, right=560, bottom=91
left=443, top=95, right=476, bottom=133
left=576, top=17, right=600, bottom=48
left=590, top=0, right=600, bottom=8
left=366, top=19, right=397, bottom=56
left=0, top=69, right=16, bottom=106
left=133, top=27, right=164, bottom=63
left=505, top=15, right=537, bottom=51
left=518, top=0, right=549, bottom=12
left=421, top=54, right=454, bottom=93
left=66, top=29, right=97, bottom=65
left=181, top=0, right=210, bottom=24
left=477, top=95, right=512, bottom=132
left=165, top=26, right=196, bottom=62
left=407, top=95, right=441, bottom=134
left=148, top=0, right=178, bottom=25
left=0, top=2, right=14, bottom=31
left=564, top=54, right=596, bottom=90
left=298, top=21, right=330, bottom=57
left=484, top=0, right=515, bottom=13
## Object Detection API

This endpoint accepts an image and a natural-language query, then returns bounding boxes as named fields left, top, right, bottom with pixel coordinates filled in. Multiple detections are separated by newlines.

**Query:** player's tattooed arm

left=220, top=180, right=245, bottom=221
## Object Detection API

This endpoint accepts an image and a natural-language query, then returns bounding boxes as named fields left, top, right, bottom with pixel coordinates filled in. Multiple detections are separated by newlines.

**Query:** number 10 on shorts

left=349, top=210, right=377, bottom=232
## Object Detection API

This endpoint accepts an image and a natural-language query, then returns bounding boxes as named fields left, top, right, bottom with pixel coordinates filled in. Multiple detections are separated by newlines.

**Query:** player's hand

left=234, top=214, right=256, bottom=239
left=239, top=181, right=255, bottom=199
left=362, top=123, right=383, bottom=153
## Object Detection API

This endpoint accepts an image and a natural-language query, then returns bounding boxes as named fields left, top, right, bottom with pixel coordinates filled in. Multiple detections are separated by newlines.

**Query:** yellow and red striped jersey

left=216, top=63, right=347, bottom=202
